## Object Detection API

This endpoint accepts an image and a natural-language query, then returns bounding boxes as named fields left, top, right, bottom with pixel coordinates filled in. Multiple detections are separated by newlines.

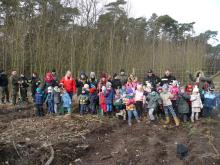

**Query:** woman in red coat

left=60, top=70, right=76, bottom=99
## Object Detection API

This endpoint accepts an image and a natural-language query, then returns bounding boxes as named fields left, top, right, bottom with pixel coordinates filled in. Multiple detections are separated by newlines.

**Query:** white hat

left=101, top=86, right=106, bottom=91
left=90, top=72, right=96, bottom=77
left=192, top=85, right=199, bottom=93
left=172, top=80, right=178, bottom=86
left=84, top=84, right=89, bottom=90
left=48, top=86, right=53, bottom=93
left=106, top=82, right=112, bottom=88
left=146, top=82, right=152, bottom=88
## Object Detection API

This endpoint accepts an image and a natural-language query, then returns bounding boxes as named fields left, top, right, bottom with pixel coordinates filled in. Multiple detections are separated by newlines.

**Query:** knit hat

left=192, top=86, right=199, bottom=93
left=172, top=80, right=178, bottom=86
left=84, top=84, right=89, bottom=90
left=48, top=86, right=53, bottom=93
left=36, top=87, right=42, bottom=93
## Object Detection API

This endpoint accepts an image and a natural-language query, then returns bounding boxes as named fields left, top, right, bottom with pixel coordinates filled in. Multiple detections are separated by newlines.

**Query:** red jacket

left=60, top=76, right=76, bottom=93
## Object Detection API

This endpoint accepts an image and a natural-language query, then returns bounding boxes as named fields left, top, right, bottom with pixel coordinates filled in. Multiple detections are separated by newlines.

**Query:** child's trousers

left=54, top=103, right=60, bottom=114
left=135, top=101, right=143, bottom=117
left=191, top=112, right=199, bottom=122
left=164, top=105, right=177, bottom=118
left=148, top=108, right=155, bottom=120
left=80, top=104, right=88, bottom=115
left=36, top=104, right=44, bottom=117
left=127, top=110, right=139, bottom=124
left=48, top=101, right=54, bottom=113
left=106, top=104, right=113, bottom=112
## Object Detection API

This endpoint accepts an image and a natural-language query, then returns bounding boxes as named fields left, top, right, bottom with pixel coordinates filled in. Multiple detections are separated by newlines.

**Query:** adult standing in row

left=161, top=69, right=176, bottom=86
left=0, top=70, right=9, bottom=104
left=143, top=69, right=161, bottom=90
left=60, top=70, right=76, bottom=100
left=10, top=71, right=19, bottom=105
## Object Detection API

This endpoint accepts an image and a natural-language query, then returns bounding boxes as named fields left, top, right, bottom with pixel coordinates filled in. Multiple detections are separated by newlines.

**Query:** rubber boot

left=165, top=117, right=170, bottom=124
left=174, top=117, right=180, bottom=126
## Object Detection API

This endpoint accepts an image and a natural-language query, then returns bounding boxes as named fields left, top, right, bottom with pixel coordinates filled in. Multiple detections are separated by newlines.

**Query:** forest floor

left=0, top=104, right=220, bottom=165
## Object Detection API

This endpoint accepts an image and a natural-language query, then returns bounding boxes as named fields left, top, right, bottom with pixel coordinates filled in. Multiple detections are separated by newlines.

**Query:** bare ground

left=0, top=105, right=220, bottom=165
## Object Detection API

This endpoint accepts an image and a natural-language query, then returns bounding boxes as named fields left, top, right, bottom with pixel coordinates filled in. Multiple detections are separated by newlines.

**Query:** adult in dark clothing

left=118, top=69, right=128, bottom=86
left=31, top=72, right=41, bottom=101
left=76, top=72, right=89, bottom=96
left=0, top=70, right=9, bottom=103
left=143, top=69, right=161, bottom=90
left=18, top=74, right=29, bottom=102
left=51, top=69, right=59, bottom=87
left=88, top=72, right=98, bottom=88
left=112, top=73, right=122, bottom=90
left=10, top=71, right=19, bottom=105
left=160, top=69, right=176, bottom=86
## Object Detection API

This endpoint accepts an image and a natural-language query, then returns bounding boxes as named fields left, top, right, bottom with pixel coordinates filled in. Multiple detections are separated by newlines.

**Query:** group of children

left=35, top=86, right=72, bottom=116
left=30, top=70, right=218, bottom=127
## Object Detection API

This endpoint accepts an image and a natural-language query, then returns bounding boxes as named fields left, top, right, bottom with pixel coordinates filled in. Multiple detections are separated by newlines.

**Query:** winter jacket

left=176, top=93, right=190, bottom=114
left=0, top=73, right=9, bottom=87
left=147, top=91, right=162, bottom=109
left=31, top=76, right=41, bottom=93
left=104, top=88, right=115, bottom=105
left=89, top=92, right=98, bottom=105
left=161, top=75, right=176, bottom=85
left=125, top=95, right=136, bottom=111
left=112, top=78, right=122, bottom=89
left=125, top=82, right=137, bottom=91
left=60, top=76, right=76, bottom=94
left=76, top=79, right=89, bottom=96
left=143, top=74, right=161, bottom=88
left=203, top=92, right=216, bottom=108
left=190, top=94, right=203, bottom=108
left=89, top=78, right=98, bottom=88
left=135, top=90, right=144, bottom=102
left=78, top=94, right=89, bottom=105
left=169, top=85, right=179, bottom=100
left=160, top=92, right=173, bottom=106
left=45, top=92, right=54, bottom=103
left=118, top=74, right=127, bottom=85
left=10, top=75, right=19, bottom=90
left=35, top=92, right=44, bottom=105
left=19, top=76, right=29, bottom=88
left=53, top=91, right=61, bottom=104
left=62, top=92, right=72, bottom=108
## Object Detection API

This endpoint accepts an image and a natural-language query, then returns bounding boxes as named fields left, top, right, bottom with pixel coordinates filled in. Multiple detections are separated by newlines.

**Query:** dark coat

left=0, top=73, right=9, bottom=87
left=112, top=78, right=122, bottom=89
left=176, top=93, right=190, bottom=114
left=143, top=74, right=161, bottom=88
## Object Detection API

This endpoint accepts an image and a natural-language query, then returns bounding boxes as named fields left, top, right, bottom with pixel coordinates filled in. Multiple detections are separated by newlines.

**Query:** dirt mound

left=0, top=105, right=220, bottom=165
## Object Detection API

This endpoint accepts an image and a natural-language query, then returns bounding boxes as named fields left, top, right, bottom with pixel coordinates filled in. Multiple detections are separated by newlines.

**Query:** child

left=98, top=86, right=107, bottom=116
left=61, top=88, right=72, bottom=114
left=169, top=80, right=179, bottom=114
left=160, top=84, right=180, bottom=126
left=18, top=73, right=29, bottom=103
left=104, top=82, right=114, bottom=116
left=135, top=84, right=144, bottom=117
left=147, top=89, right=162, bottom=122
left=176, top=86, right=190, bottom=122
left=190, top=86, right=203, bottom=122
left=114, top=89, right=126, bottom=120
left=35, top=87, right=44, bottom=117
left=78, top=88, right=89, bottom=115
left=124, top=88, right=140, bottom=126
left=89, top=87, right=98, bottom=114
left=45, top=86, right=54, bottom=114
left=203, top=87, right=216, bottom=117
left=53, top=86, right=61, bottom=114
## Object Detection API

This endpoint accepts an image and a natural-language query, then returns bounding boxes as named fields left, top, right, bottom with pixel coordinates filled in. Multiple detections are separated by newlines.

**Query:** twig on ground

left=44, top=144, right=55, bottom=165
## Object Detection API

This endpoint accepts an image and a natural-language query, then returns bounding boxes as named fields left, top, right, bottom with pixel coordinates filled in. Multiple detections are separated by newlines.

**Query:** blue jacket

left=62, top=93, right=72, bottom=108
left=45, top=92, right=54, bottom=103
left=203, top=92, right=216, bottom=108
left=35, top=92, right=44, bottom=105
left=104, top=88, right=115, bottom=105
left=89, top=92, right=98, bottom=104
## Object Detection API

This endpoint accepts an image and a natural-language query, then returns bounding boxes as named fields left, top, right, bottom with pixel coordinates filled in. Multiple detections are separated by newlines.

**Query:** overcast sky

left=106, top=0, right=220, bottom=45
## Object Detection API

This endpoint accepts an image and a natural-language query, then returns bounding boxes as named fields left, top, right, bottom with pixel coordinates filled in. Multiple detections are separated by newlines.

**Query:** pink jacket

left=169, top=85, right=179, bottom=100
left=135, top=90, right=144, bottom=102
